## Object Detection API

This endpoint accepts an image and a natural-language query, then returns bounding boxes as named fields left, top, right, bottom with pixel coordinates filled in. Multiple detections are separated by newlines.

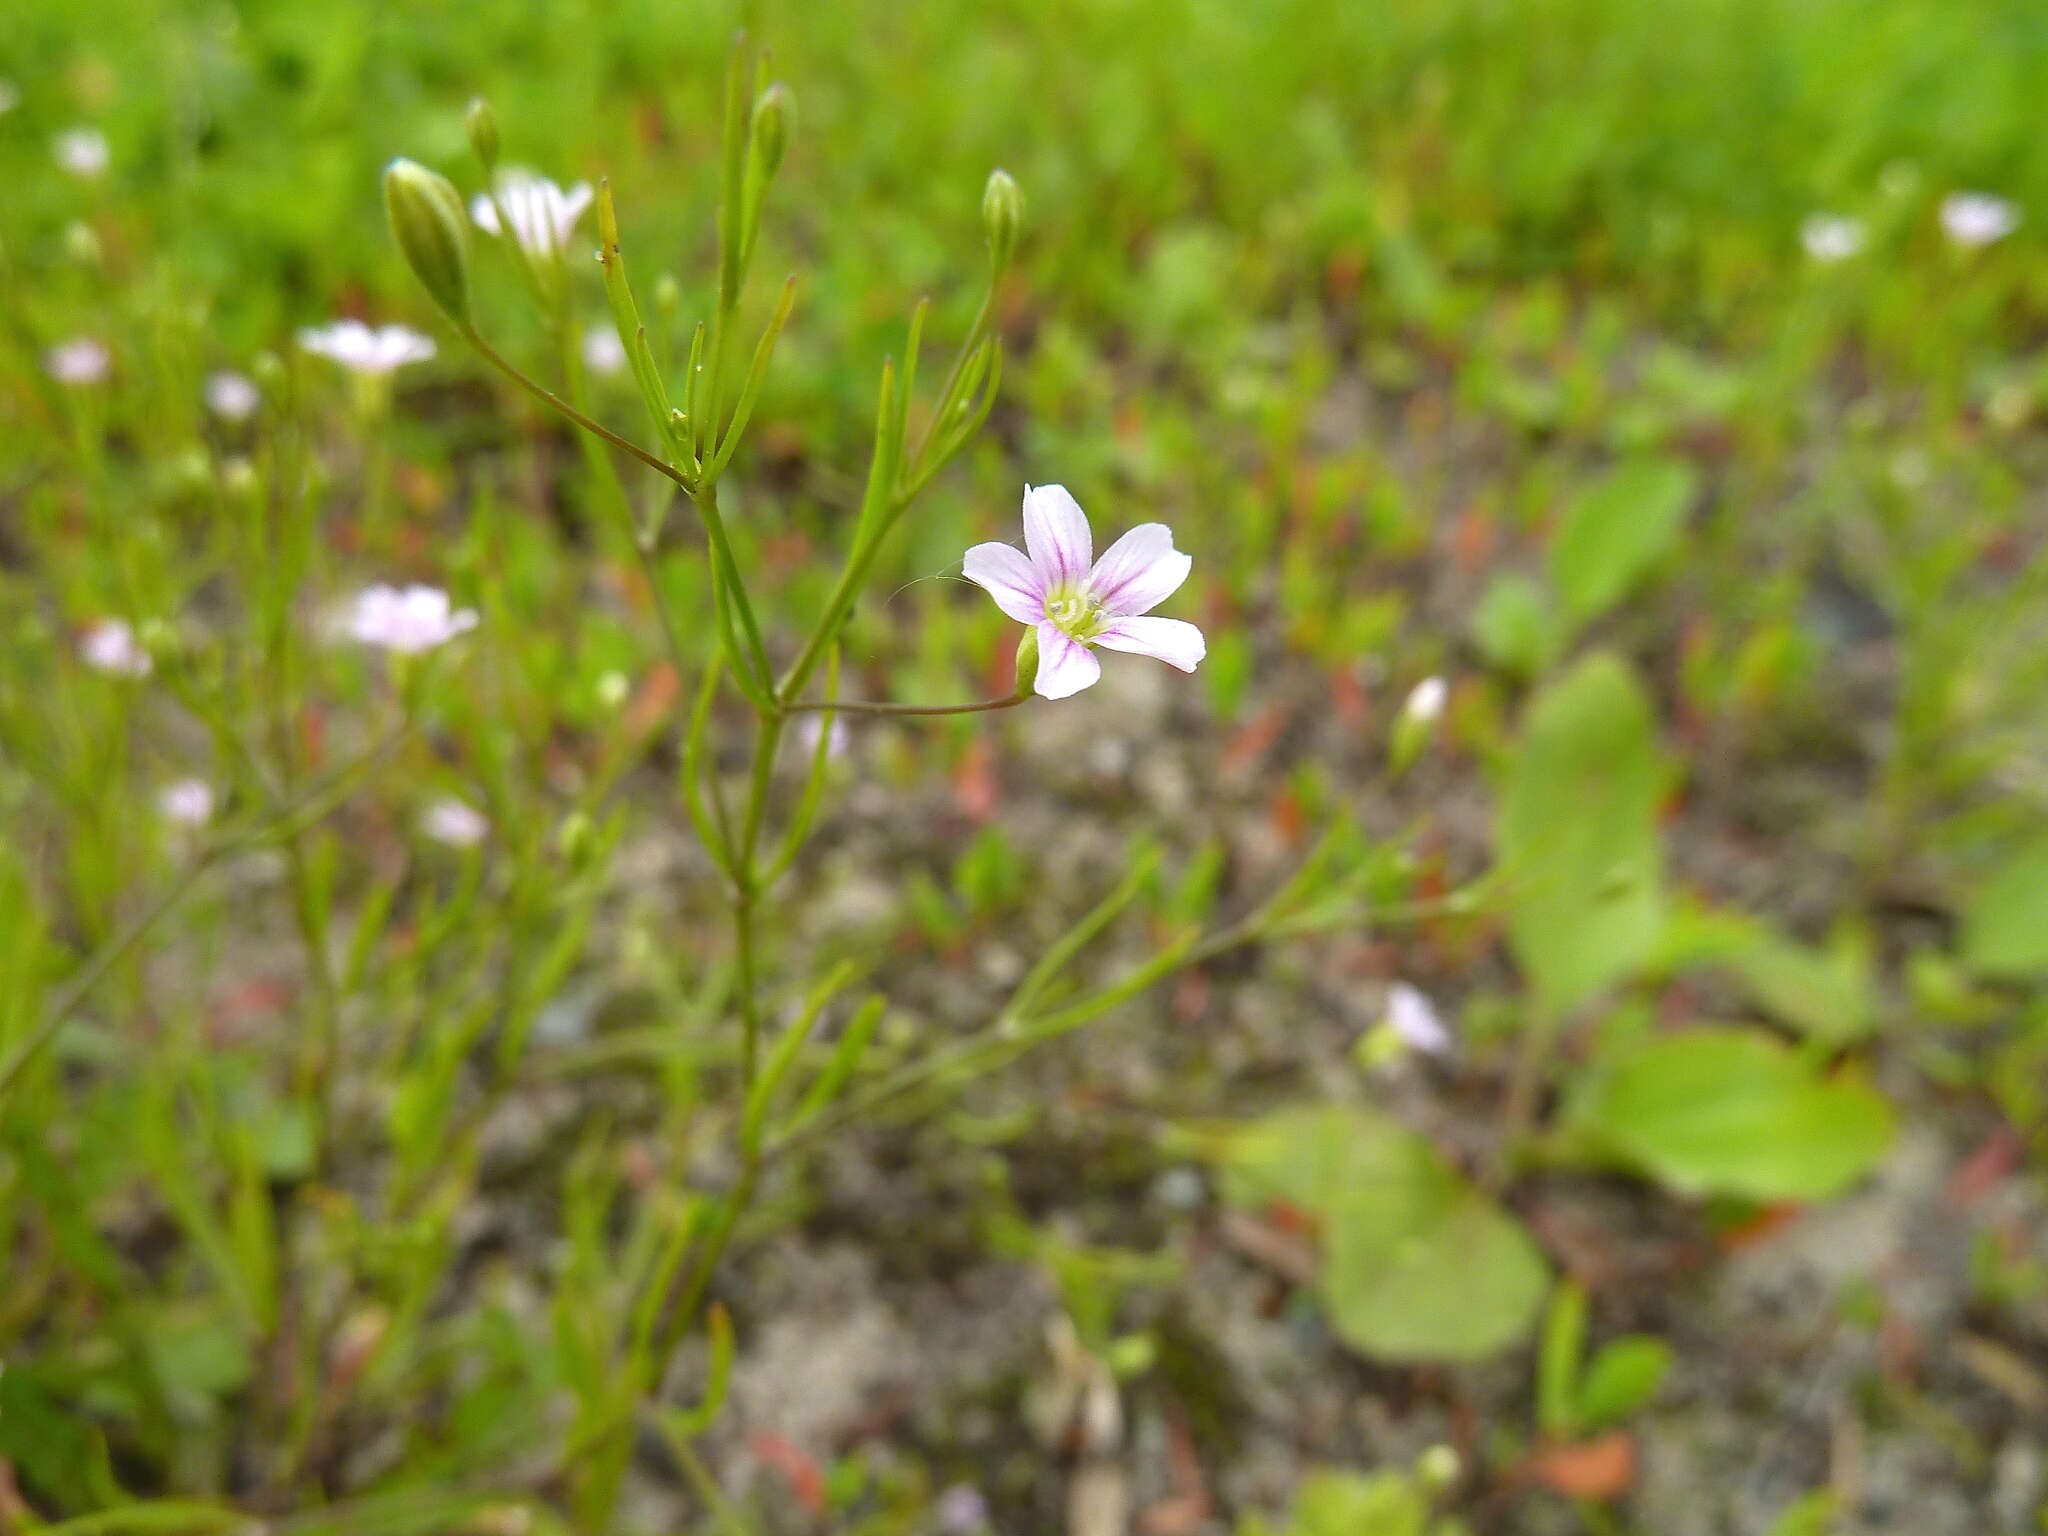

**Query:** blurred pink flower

left=1800, top=214, right=1865, bottom=262
left=299, top=320, right=436, bottom=375
left=1386, top=982, right=1452, bottom=1056
left=422, top=797, right=488, bottom=848
left=80, top=618, right=151, bottom=677
left=582, top=324, right=628, bottom=376
left=963, top=484, right=1204, bottom=700
left=46, top=337, right=110, bottom=386
left=1940, top=192, right=2019, bottom=247
left=347, top=584, right=477, bottom=654
left=1403, top=675, right=1448, bottom=724
left=471, top=170, right=593, bottom=260
left=205, top=370, right=260, bottom=421
left=795, top=714, right=849, bottom=762
left=159, top=779, right=215, bottom=827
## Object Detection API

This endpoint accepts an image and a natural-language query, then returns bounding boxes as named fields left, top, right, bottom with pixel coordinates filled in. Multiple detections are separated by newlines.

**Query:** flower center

left=1044, top=585, right=1104, bottom=641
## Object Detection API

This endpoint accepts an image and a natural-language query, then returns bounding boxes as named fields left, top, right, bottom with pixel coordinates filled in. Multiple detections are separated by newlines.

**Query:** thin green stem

left=782, top=693, right=1027, bottom=717
left=736, top=712, right=784, bottom=873
left=731, top=706, right=785, bottom=1088
left=691, top=482, right=774, bottom=700
left=463, top=326, right=688, bottom=490
left=733, top=896, right=761, bottom=1091
left=907, top=288, right=993, bottom=471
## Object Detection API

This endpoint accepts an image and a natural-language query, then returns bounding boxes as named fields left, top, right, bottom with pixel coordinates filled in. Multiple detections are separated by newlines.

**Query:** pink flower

left=299, top=320, right=436, bottom=375
left=1402, top=675, right=1448, bottom=725
left=471, top=170, right=594, bottom=260
left=159, top=778, right=215, bottom=827
left=205, top=370, right=260, bottom=421
left=963, top=484, right=1204, bottom=700
left=421, top=797, right=488, bottom=847
left=346, top=583, right=478, bottom=654
left=1386, top=982, right=1453, bottom=1056
left=795, top=714, right=849, bottom=762
left=79, top=618, right=151, bottom=676
left=1800, top=214, right=1865, bottom=262
left=1940, top=191, right=2019, bottom=248
left=583, top=324, right=628, bottom=376
left=46, top=338, right=110, bottom=386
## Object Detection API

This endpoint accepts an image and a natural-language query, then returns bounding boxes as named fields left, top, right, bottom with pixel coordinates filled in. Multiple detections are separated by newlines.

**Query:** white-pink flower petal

left=1033, top=623, right=1102, bottom=699
left=348, top=583, right=478, bottom=654
left=471, top=170, right=593, bottom=259
left=1092, top=616, right=1205, bottom=673
left=1022, top=484, right=1092, bottom=589
left=80, top=618, right=151, bottom=676
left=1387, top=982, right=1453, bottom=1056
left=300, top=320, right=436, bottom=376
left=1088, top=522, right=1191, bottom=617
left=963, top=541, right=1047, bottom=625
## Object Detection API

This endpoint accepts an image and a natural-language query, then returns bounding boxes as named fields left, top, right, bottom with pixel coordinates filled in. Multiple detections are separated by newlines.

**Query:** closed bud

left=555, top=810, right=595, bottom=867
left=465, top=97, right=500, bottom=173
left=168, top=446, right=212, bottom=496
left=221, top=456, right=260, bottom=504
left=383, top=158, right=472, bottom=324
left=1388, top=675, right=1447, bottom=777
left=63, top=219, right=103, bottom=268
left=1011, top=625, right=1040, bottom=697
left=982, top=168, right=1023, bottom=268
left=1416, top=1444, right=1461, bottom=1493
left=328, top=1306, right=389, bottom=1393
left=751, top=83, right=793, bottom=180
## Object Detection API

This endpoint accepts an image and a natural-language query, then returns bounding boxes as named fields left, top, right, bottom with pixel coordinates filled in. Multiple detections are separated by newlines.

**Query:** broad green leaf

left=1470, top=572, right=1559, bottom=679
left=1959, top=837, right=2048, bottom=979
left=1219, top=1107, right=1548, bottom=1362
left=0, top=1366, right=128, bottom=1513
left=1763, top=1491, right=1840, bottom=1536
left=1574, top=1335, right=1672, bottom=1429
left=1656, top=901, right=1874, bottom=1043
left=1550, top=458, right=1697, bottom=626
left=1292, top=1472, right=1429, bottom=1536
left=1569, top=1028, right=1894, bottom=1202
left=1500, top=654, right=1667, bottom=1015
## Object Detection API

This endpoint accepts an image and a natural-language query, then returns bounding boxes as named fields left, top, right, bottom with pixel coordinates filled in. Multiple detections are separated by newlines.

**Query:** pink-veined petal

left=1034, top=622, right=1101, bottom=699
left=963, top=542, right=1047, bottom=624
left=1092, top=616, right=1205, bottom=673
left=1022, top=484, right=1092, bottom=589
left=1088, top=522, right=1191, bottom=616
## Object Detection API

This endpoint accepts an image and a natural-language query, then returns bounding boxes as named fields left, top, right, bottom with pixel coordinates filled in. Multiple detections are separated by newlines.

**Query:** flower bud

left=555, top=810, right=596, bottom=867
left=1011, top=625, right=1040, bottom=697
left=751, top=83, right=792, bottom=180
left=63, top=219, right=103, bottom=268
left=1388, top=675, right=1448, bottom=777
left=221, top=455, right=260, bottom=504
left=383, top=157, right=472, bottom=324
left=1416, top=1444, right=1461, bottom=1493
left=164, top=446, right=212, bottom=497
left=982, top=168, right=1023, bottom=268
left=465, top=97, right=500, bottom=174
